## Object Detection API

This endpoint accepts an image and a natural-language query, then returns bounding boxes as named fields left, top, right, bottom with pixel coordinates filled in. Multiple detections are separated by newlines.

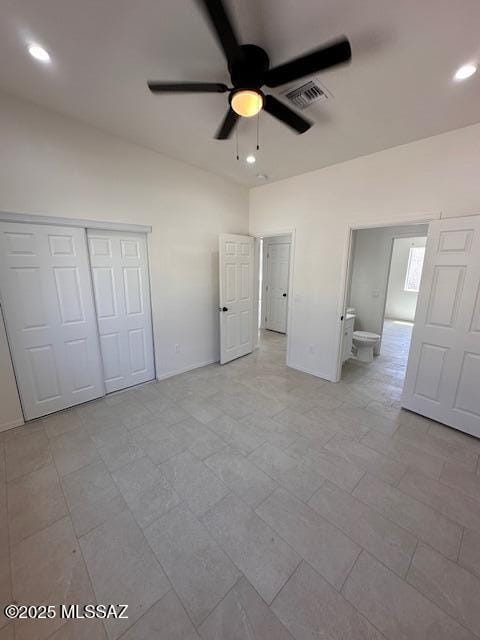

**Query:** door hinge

left=265, top=285, right=268, bottom=291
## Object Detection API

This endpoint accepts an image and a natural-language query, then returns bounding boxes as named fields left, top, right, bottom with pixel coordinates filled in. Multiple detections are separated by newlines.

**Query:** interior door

left=265, top=240, right=290, bottom=333
left=0, top=222, right=104, bottom=420
left=219, top=234, right=254, bottom=364
left=402, top=215, right=480, bottom=438
left=87, top=230, right=155, bottom=393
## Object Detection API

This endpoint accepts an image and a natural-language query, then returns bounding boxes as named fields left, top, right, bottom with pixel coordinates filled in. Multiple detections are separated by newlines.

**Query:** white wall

left=385, top=236, right=427, bottom=322
left=0, top=91, right=249, bottom=426
left=349, top=225, right=428, bottom=337
left=250, top=122, right=480, bottom=381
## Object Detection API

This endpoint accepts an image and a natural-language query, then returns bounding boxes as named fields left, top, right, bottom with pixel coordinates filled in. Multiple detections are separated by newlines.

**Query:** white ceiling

left=1, top=0, right=479, bottom=186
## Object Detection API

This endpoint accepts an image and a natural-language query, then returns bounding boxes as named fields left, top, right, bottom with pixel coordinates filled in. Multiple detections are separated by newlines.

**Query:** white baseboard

left=286, top=361, right=335, bottom=382
left=0, top=417, right=25, bottom=433
left=157, top=358, right=218, bottom=381
left=157, top=357, right=335, bottom=384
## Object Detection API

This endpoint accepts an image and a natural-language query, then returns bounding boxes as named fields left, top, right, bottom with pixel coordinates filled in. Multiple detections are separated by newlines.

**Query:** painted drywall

left=0, top=308, right=24, bottom=431
left=0, top=91, right=249, bottom=427
left=385, top=236, right=427, bottom=322
left=250, top=122, right=480, bottom=381
left=348, top=225, right=428, bottom=340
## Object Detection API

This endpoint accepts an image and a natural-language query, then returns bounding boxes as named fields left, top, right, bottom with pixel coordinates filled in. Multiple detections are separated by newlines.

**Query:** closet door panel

left=0, top=222, right=105, bottom=419
left=88, top=230, right=155, bottom=393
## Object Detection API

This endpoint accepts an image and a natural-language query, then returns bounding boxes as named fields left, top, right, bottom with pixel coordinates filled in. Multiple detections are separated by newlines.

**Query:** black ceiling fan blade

left=148, top=82, right=229, bottom=93
left=215, top=108, right=239, bottom=139
left=265, top=37, right=351, bottom=88
left=197, top=0, right=244, bottom=65
left=263, top=95, right=312, bottom=134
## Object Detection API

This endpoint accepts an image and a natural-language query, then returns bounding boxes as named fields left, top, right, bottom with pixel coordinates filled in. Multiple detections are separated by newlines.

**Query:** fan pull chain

left=256, top=112, right=260, bottom=151
left=236, top=125, right=239, bottom=160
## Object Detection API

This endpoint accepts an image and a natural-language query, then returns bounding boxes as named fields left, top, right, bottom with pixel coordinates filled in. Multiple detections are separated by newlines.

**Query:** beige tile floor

left=2, top=321, right=480, bottom=639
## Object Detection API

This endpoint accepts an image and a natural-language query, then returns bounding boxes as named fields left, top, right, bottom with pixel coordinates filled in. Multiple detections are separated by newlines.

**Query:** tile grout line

left=49, top=445, right=105, bottom=638
left=305, top=482, right=419, bottom=582
left=191, top=576, right=243, bottom=632
left=192, top=491, right=305, bottom=623
left=160, top=495, right=241, bottom=630
left=348, top=469, right=367, bottom=495
left=101, top=485, right=198, bottom=636
left=402, top=541, right=480, bottom=640
left=338, top=546, right=363, bottom=594
left=251, top=480, right=374, bottom=597
left=405, top=537, right=419, bottom=579
left=393, top=470, right=480, bottom=530
left=358, top=433, right=451, bottom=481
left=2, top=439, right=15, bottom=639
left=344, top=547, right=477, bottom=640
left=82, top=392, right=205, bottom=639
left=349, top=473, right=466, bottom=561
left=456, top=526, right=465, bottom=563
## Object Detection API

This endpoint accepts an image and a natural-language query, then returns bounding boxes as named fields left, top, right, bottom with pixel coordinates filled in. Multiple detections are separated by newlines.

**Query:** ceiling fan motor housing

left=229, top=44, right=270, bottom=89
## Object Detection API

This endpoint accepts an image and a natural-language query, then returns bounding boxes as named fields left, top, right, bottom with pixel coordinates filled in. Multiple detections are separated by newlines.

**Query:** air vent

left=282, top=79, right=330, bottom=110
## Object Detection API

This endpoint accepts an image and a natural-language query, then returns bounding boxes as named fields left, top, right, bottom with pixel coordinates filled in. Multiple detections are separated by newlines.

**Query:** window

left=404, top=246, right=425, bottom=292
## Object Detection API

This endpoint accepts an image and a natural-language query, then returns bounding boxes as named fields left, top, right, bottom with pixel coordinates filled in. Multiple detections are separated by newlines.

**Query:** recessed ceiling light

left=246, top=155, right=256, bottom=164
left=28, top=44, right=51, bottom=63
left=454, top=63, right=477, bottom=81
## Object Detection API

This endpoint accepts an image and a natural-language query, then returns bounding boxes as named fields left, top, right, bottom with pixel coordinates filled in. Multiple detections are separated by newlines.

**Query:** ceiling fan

left=147, top=0, right=352, bottom=139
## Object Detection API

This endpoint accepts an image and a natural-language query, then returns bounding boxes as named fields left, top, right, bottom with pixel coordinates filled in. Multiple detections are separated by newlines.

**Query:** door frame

left=251, top=228, right=296, bottom=366
left=0, top=210, right=151, bottom=234
left=334, top=213, right=440, bottom=383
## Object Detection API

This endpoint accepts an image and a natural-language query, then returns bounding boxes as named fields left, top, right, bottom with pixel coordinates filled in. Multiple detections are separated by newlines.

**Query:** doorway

left=339, top=223, right=428, bottom=391
left=218, top=230, right=294, bottom=366
left=257, top=233, right=293, bottom=359
left=262, top=235, right=292, bottom=334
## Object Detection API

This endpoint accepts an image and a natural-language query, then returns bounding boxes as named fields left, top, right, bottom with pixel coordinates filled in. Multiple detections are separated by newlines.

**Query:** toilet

left=352, top=331, right=381, bottom=363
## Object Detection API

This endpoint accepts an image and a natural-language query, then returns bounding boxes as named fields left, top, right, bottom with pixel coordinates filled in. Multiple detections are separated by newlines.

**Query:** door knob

left=282, top=293, right=287, bottom=297
left=219, top=306, right=228, bottom=312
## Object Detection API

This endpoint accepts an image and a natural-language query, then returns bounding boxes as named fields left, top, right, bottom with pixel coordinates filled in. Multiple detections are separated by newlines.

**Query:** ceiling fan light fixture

left=231, top=90, right=263, bottom=117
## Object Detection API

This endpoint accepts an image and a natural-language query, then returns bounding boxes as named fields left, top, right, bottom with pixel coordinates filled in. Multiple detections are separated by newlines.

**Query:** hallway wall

left=385, top=236, right=427, bottom=322
left=349, top=225, right=428, bottom=337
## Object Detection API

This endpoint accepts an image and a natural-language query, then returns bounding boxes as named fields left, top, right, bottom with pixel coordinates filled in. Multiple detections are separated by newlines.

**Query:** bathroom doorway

left=338, top=223, right=428, bottom=387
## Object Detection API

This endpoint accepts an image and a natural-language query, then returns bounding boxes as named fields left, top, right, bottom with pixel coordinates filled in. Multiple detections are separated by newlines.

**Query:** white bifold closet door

left=87, top=230, right=155, bottom=392
left=0, top=222, right=104, bottom=420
